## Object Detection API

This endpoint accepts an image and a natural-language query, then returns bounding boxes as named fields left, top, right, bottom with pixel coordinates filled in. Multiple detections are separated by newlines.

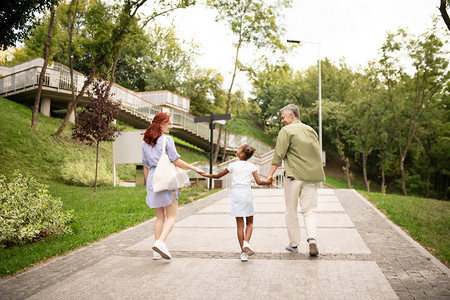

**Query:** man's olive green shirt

left=272, top=120, right=325, bottom=182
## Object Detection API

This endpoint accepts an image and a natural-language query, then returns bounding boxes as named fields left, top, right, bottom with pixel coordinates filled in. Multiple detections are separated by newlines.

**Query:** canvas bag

left=152, top=135, right=189, bottom=192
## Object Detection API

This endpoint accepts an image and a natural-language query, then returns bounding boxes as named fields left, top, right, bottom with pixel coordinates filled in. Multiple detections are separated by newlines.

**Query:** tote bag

left=152, top=135, right=189, bottom=192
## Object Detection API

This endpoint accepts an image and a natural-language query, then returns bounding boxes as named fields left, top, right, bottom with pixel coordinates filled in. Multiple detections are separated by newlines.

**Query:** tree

left=181, top=68, right=226, bottom=116
left=345, top=63, right=380, bottom=192
left=116, top=24, right=198, bottom=92
left=31, top=3, right=56, bottom=131
left=55, top=0, right=196, bottom=138
left=207, top=0, right=291, bottom=163
left=0, top=0, right=56, bottom=50
left=72, top=80, right=123, bottom=192
left=379, top=27, right=449, bottom=196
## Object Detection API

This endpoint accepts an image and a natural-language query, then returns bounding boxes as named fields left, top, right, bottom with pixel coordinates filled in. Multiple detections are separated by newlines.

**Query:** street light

left=286, top=39, right=322, bottom=158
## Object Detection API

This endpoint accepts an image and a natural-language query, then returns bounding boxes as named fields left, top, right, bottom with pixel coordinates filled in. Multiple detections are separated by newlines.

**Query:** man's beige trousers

left=284, top=178, right=318, bottom=247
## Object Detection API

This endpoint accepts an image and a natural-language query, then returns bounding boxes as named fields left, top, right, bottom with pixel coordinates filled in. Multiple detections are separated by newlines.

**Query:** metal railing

left=0, top=63, right=273, bottom=154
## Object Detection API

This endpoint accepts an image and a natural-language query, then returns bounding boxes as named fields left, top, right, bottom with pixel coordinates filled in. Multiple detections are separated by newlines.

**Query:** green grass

left=0, top=183, right=219, bottom=277
left=324, top=173, right=367, bottom=190
left=326, top=172, right=450, bottom=266
left=0, top=97, right=209, bottom=183
left=227, top=118, right=274, bottom=147
left=360, top=191, right=450, bottom=266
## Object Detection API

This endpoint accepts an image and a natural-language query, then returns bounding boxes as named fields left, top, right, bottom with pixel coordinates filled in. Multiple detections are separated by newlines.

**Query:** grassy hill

left=227, top=118, right=274, bottom=146
left=0, top=97, right=209, bottom=183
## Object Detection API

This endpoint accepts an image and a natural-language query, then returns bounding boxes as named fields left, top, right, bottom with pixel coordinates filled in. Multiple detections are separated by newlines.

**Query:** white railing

left=0, top=63, right=273, bottom=154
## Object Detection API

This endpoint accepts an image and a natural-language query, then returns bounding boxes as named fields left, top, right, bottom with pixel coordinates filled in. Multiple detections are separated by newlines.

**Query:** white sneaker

left=308, top=238, right=319, bottom=256
left=153, top=251, right=162, bottom=260
left=243, top=241, right=255, bottom=256
left=152, top=240, right=172, bottom=259
left=240, top=252, right=249, bottom=262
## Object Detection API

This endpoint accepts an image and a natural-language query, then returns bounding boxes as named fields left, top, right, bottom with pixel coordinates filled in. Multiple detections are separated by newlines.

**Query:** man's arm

left=266, top=164, right=279, bottom=182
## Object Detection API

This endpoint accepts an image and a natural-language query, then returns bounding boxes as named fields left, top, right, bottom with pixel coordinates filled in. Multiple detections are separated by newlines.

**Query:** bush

left=0, top=171, right=73, bottom=247
left=60, top=158, right=114, bottom=186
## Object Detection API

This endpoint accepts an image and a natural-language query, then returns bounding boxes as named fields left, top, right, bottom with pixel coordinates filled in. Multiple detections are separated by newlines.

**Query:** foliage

left=72, top=80, right=123, bottom=145
left=0, top=171, right=73, bottom=248
left=182, top=68, right=227, bottom=116
left=72, top=79, right=123, bottom=191
left=60, top=158, right=113, bottom=186
left=0, top=0, right=56, bottom=50
left=116, top=23, right=199, bottom=92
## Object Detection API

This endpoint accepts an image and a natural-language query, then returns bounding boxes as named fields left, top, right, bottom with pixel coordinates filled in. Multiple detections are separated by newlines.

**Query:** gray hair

left=280, top=104, right=300, bottom=119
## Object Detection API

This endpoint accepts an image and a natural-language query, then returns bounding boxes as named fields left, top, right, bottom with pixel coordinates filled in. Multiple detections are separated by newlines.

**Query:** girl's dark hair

left=242, top=144, right=256, bottom=160
left=143, top=112, right=171, bottom=146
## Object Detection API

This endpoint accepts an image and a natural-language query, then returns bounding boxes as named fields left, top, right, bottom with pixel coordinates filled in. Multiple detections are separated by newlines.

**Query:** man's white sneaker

left=153, top=251, right=162, bottom=260
left=243, top=241, right=255, bottom=256
left=152, top=240, right=172, bottom=259
left=240, top=252, right=249, bottom=262
left=308, top=238, right=319, bottom=256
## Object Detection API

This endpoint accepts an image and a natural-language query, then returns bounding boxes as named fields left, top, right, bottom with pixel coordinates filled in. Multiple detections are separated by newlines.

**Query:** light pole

left=287, top=39, right=322, bottom=158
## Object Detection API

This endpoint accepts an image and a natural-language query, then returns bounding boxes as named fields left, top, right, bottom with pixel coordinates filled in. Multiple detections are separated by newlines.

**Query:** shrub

left=60, top=158, right=114, bottom=187
left=0, top=171, right=73, bottom=247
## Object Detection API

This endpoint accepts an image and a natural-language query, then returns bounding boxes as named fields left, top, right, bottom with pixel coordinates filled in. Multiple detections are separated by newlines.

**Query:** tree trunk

left=380, top=162, right=386, bottom=193
left=221, top=128, right=228, bottom=162
left=400, top=155, right=407, bottom=196
left=336, top=127, right=351, bottom=188
left=362, top=149, right=370, bottom=192
left=213, top=124, right=222, bottom=163
left=31, top=4, right=55, bottom=130
left=440, top=0, right=450, bottom=31
left=344, top=157, right=352, bottom=189
left=54, top=73, right=95, bottom=138
left=67, top=0, right=78, bottom=125
left=213, top=33, right=242, bottom=164
left=95, top=141, right=99, bottom=193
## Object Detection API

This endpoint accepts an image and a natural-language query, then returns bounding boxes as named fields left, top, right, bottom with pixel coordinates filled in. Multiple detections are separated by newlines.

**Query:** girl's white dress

left=227, top=160, right=257, bottom=217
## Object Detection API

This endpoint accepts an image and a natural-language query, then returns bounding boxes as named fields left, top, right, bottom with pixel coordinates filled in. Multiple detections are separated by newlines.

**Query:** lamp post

left=287, top=39, right=322, bottom=158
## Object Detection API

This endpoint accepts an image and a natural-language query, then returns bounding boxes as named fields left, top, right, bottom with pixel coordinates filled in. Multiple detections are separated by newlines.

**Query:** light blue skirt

left=230, top=185, right=254, bottom=217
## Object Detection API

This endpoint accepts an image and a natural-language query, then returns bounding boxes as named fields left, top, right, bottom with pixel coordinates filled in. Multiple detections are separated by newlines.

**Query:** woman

left=142, top=112, right=204, bottom=260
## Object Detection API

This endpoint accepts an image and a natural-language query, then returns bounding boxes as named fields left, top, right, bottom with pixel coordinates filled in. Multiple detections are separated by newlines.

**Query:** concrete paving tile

left=197, top=202, right=345, bottom=214
left=252, top=188, right=285, bottom=196
left=128, top=228, right=370, bottom=254
left=175, top=213, right=355, bottom=228
left=214, top=195, right=340, bottom=205
left=319, top=189, right=336, bottom=195
left=27, top=257, right=396, bottom=300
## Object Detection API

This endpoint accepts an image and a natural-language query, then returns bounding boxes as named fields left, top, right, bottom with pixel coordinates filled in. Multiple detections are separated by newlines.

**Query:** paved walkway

left=0, top=189, right=448, bottom=299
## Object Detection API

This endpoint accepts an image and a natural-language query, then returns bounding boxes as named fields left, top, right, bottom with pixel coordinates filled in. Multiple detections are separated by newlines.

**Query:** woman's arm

left=252, top=171, right=272, bottom=186
left=144, top=165, right=149, bottom=181
left=173, top=158, right=204, bottom=175
left=203, top=169, right=229, bottom=179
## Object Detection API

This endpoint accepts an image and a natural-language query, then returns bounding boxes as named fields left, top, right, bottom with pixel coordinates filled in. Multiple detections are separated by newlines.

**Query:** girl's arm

left=203, top=169, right=229, bottom=179
left=252, top=171, right=272, bottom=186
left=173, top=158, right=204, bottom=175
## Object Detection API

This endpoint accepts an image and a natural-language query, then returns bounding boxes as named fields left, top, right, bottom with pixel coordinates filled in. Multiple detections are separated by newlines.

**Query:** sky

left=143, top=0, right=442, bottom=96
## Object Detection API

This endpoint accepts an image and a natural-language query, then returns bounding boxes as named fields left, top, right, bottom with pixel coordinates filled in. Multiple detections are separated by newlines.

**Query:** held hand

left=193, top=167, right=205, bottom=175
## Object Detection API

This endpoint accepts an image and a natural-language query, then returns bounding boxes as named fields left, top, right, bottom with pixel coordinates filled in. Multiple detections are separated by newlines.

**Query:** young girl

left=202, top=144, right=272, bottom=261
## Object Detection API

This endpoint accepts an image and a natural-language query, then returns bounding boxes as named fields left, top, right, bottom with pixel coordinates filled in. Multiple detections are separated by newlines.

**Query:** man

left=267, top=104, right=325, bottom=256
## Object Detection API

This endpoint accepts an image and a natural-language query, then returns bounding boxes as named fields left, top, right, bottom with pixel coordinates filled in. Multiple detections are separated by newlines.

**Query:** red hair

left=143, top=112, right=171, bottom=146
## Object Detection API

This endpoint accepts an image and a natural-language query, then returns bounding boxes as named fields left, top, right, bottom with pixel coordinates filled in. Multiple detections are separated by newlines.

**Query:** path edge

left=351, top=189, right=449, bottom=275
